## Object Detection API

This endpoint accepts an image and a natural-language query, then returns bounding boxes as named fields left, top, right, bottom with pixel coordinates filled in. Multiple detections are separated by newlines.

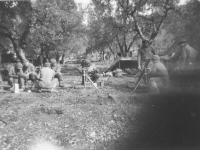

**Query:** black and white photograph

left=0, top=0, right=200, bottom=149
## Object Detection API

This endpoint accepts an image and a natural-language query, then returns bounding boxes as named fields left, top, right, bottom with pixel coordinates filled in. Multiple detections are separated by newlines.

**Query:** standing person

left=35, top=62, right=58, bottom=92
left=50, top=58, right=64, bottom=87
left=137, top=40, right=156, bottom=84
left=8, top=62, right=26, bottom=90
left=177, top=39, right=198, bottom=71
left=148, top=55, right=169, bottom=95
left=137, top=40, right=156, bottom=71
left=84, top=59, right=100, bottom=84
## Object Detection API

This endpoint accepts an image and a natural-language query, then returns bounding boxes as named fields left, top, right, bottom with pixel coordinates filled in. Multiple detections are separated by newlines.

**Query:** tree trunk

left=18, top=47, right=28, bottom=63
left=10, top=38, right=28, bottom=63
left=0, top=20, right=32, bottom=63
left=120, top=49, right=127, bottom=57
left=40, top=55, right=43, bottom=66
left=108, top=45, right=115, bottom=56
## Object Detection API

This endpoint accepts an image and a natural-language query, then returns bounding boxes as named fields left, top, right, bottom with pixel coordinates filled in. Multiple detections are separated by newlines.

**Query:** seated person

left=50, top=58, right=64, bottom=87
left=22, top=61, right=38, bottom=86
left=8, top=62, right=26, bottom=90
left=35, top=62, right=58, bottom=92
left=84, top=59, right=100, bottom=83
left=148, top=55, right=169, bottom=95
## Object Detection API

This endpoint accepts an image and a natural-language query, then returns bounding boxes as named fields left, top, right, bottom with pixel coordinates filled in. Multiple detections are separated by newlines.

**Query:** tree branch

left=19, top=18, right=32, bottom=46
left=0, top=24, right=10, bottom=33
left=131, top=13, right=147, bottom=41
left=149, top=0, right=173, bottom=42
left=108, top=44, right=115, bottom=55
left=0, top=31, right=11, bottom=39
left=127, top=33, right=138, bottom=51
left=0, top=43, right=6, bottom=51
left=116, top=35, right=123, bottom=50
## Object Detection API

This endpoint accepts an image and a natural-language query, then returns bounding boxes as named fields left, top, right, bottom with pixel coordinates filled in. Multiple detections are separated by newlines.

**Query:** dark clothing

left=51, top=64, right=63, bottom=82
left=8, top=77, right=25, bottom=88
left=90, top=73, right=100, bottom=83
left=8, top=66, right=24, bottom=78
left=140, top=46, right=156, bottom=61
left=24, top=73, right=37, bottom=87
left=54, top=73, right=63, bottom=82
left=87, top=63, right=99, bottom=83
left=8, top=66, right=25, bottom=87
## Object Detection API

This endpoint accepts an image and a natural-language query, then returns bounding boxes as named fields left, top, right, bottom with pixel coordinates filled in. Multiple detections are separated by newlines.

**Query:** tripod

left=81, top=68, right=100, bottom=92
left=133, top=59, right=151, bottom=93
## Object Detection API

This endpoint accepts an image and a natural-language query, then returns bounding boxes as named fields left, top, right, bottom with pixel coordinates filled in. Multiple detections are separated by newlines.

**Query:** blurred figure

left=148, top=55, right=169, bottom=95
left=85, top=59, right=100, bottom=83
left=50, top=58, right=64, bottom=87
left=137, top=40, right=156, bottom=71
left=35, top=62, right=58, bottom=92
left=177, top=39, right=198, bottom=71
left=22, top=61, right=38, bottom=87
left=8, top=62, right=26, bottom=90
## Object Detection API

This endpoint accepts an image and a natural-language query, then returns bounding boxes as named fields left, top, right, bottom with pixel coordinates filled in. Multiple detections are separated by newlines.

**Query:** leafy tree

left=88, top=0, right=139, bottom=57
left=180, top=0, right=200, bottom=49
left=0, top=0, right=87, bottom=65
left=0, top=1, right=33, bottom=62
left=26, top=0, right=85, bottom=65
left=88, top=0, right=178, bottom=57
left=157, top=0, right=200, bottom=56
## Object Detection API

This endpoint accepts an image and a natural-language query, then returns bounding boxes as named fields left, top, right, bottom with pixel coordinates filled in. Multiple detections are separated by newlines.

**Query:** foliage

left=0, top=0, right=88, bottom=63
left=88, top=0, right=139, bottom=57
left=180, top=0, right=200, bottom=49
left=152, top=29, right=174, bottom=53
left=158, top=0, right=200, bottom=54
left=0, top=1, right=33, bottom=62
left=88, top=0, right=178, bottom=57
left=27, top=0, right=86, bottom=61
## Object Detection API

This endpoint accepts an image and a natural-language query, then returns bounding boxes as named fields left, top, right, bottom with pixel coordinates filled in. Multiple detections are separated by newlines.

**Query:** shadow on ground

left=110, top=91, right=200, bottom=150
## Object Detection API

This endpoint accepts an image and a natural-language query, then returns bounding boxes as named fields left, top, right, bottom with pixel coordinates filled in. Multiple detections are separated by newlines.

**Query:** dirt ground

left=1, top=62, right=200, bottom=150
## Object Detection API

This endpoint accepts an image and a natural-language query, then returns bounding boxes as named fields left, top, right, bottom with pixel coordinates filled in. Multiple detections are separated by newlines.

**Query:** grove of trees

left=0, top=0, right=200, bottom=63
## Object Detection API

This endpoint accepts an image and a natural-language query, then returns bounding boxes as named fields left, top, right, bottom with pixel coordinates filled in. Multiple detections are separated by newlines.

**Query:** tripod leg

left=133, top=59, right=150, bottom=93
left=85, top=74, right=100, bottom=92
left=81, top=69, right=86, bottom=88
left=84, top=74, right=86, bottom=89
left=81, top=70, right=85, bottom=85
left=133, top=73, right=145, bottom=93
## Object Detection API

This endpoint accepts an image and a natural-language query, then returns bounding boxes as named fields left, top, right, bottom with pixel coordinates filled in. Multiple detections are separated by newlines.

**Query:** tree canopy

left=0, top=0, right=199, bottom=62
left=0, top=0, right=87, bottom=64
left=87, top=0, right=180, bottom=56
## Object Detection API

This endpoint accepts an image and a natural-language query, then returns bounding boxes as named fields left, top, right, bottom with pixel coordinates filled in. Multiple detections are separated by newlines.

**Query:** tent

left=105, top=57, right=138, bottom=72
